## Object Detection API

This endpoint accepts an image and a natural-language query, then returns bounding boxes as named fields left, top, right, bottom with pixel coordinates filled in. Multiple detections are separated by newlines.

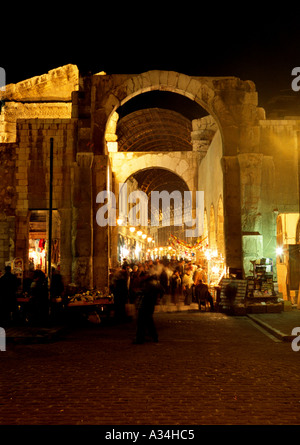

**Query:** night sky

left=2, top=5, right=300, bottom=111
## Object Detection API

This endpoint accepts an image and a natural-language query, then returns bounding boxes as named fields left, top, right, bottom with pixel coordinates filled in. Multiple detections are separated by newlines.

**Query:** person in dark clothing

left=170, top=269, right=181, bottom=304
left=0, top=266, right=19, bottom=325
left=129, top=265, right=141, bottom=304
left=50, top=267, right=65, bottom=321
left=133, top=274, right=164, bottom=344
left=111, top=268, right=129, bottom=322
left=28, top=269, right=49, bottom=325
left=23, top=270, right=34, bottom=294
left=194, top=278, right=214, bottom=311
left=159, top=266, right=169, bottom=295
left=50, top=267, right=64, bottom=298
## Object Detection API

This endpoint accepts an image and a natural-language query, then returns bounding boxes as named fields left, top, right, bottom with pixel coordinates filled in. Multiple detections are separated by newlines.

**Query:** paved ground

left=247, top=309, right=300, bottom=341
left=2, top=308, right=300, bottom=427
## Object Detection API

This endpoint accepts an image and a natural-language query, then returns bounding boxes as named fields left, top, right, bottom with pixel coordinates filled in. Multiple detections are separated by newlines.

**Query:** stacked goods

left=245, top=258, right=282, bottom=313
left=67, top=289, right=114, bottom=305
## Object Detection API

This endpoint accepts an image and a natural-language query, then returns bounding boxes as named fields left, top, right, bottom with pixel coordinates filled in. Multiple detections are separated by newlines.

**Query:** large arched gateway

left=87, top=70, right=265, bottom=288
left=0, top=65, right=299, bottom=301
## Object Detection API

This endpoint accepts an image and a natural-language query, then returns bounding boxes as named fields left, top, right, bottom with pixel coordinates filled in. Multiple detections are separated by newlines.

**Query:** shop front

left=28, top=210, right=60, bottom=274
left=117, top=226, right=152, bottom=264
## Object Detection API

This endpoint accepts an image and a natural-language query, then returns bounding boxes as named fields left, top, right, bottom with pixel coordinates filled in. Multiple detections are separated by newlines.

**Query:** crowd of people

left=0, top=257, right=215, bottom=333
left=110, top=257, right=214, bottom=309
left=109, top=257, right=215, bottom=343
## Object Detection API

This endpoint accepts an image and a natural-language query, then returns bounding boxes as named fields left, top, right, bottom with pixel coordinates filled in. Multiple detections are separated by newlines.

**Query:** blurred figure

left=111, top=268, right=129, bottom=323
left=28, top=269, right=49, bottom=325
left=0, top=265, right=18, bottom=325
left=170, top=268, right=181, bottom=305
left=129, top=265, right=141, bottom=304
left=133, top=274, right=164, bottom=344
left=194, top=277, right=214, bottom=311
left=50, top=267, right=64, bottom=299
left=50, top=267, right=65, bottom=321
left=182, top=267, right=193, bottom=305
left=23, top=270, right=34, bottom=294
left=159, top=265, right=169, bottom=304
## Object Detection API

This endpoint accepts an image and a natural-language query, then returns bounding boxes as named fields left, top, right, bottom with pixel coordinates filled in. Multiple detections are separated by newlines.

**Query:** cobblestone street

left=1, top=311, right=300, bottom=426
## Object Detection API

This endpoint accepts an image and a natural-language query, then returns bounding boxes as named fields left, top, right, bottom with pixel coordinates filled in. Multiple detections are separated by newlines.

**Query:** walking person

left=170, top=268, right=181, bottom=305
left=182, top=267, right=194, bottom=305
left=111, top=267, right=129, bottom=323
left=129, top=265, right=141, bottom=304
left=133, top=274, right=164, bottom=344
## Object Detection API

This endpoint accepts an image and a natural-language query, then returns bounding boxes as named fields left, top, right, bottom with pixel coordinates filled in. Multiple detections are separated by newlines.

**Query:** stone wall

left=198, top=129, right=223, bottom=247
left=0, top=143, right=17, bottom=271
left=0, top=64, right=78, bottom=143
left=15, top=118, right=77, bottom=283
left=0, top=102, right=72, bottom=143
left=0, top=64, right=79, bottom=102
left=259, top=120, right=300, bottom=213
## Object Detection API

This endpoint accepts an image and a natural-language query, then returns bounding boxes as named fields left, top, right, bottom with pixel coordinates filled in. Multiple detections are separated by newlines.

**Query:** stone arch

left=96, top=70, right=259, bottom=275
left=121, top=166, right=191, bottom=225
left=109, top=152, right=196, bottom=195
left=102, top=70, right=239, bottom=155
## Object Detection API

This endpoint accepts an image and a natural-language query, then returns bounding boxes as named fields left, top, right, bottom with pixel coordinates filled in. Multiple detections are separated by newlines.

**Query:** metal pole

left=48, top=138, right=53, bottom=288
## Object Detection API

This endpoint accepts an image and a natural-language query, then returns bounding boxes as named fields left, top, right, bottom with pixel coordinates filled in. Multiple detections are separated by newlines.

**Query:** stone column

left=238, top=153, right=263, bottom=276
left=191, top=116, right=217, bottom=162
left=92, top=155, right=111, bottom=289
left=15, top=210, right=30, bottom=270
left=238, top=153, right=277, bottom=278
left=221, top=156, right=243, bottom=271
left=59, top=208, right=72, bottom=285
left=0, top=215, right=16, bottom=270
left=71, top=153, right=94, bottom=289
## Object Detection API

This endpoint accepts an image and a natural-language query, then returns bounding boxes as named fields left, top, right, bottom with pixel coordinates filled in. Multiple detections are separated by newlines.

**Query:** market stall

left=219, top=257, right=283, bottom=315
left=245, top=258, right=282, bottom=313
left=65, top=289, right=114, bottom=323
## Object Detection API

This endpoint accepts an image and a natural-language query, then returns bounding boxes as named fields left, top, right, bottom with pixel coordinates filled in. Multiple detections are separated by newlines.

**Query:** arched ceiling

left=129, top=168, right=189, bottom=197
left=117, top=108, right=192, bottom=152
left=116, top=90, right=208, bottom=199
left=115, top=90, right=209, bottom=153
